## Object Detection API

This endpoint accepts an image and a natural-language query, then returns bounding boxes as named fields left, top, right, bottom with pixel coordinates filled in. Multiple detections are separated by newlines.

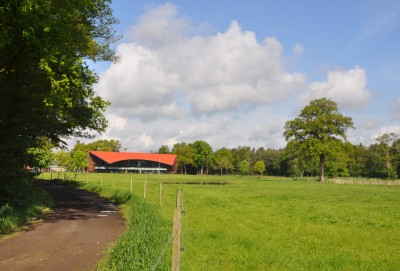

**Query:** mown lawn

left=42, top=173, right=400, bottom=270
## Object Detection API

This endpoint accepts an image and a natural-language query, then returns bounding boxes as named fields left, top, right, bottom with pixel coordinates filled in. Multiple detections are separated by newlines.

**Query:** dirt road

left=0, top=182, right=125, bottom=271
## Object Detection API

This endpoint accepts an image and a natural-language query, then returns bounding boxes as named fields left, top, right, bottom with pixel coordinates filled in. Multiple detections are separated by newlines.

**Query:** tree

left=190, top=140, right=213, bottom=175
left=231, top=146, right=253, bottom=172
left=26, top=137, right=55, bottom=170
left=376, top=133, right=398, bottom=179
left=345, top=143, right=368, bottom=178
left=212, top=148, right=234, bottom=175
left=172, top=142, right=195, bottom=174
left=87, top=139, right=122, bottom=152
left=365, top=143, right=388, bottom=178
left=253, top=147, right=284, bottom=176
left=253, top=160, right=266, bottom=175
left=158, top=145, right=171, bottom=154
left=0, top=1, right=118, bottom=197
left=390, top=138, right=400, bottom=177
left=284, top=98, right=354, bottom=182
left=237, top=160, right=250, bottom=176
left=52, top=150, right=73, bottom=171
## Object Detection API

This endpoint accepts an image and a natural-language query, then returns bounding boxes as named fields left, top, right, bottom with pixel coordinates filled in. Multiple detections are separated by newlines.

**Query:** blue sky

left=86, top=0, right=400, bottom=151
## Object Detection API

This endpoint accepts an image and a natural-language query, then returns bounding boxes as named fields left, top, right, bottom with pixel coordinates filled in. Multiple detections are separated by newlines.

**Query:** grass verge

left=97, top=194, right=170, bottom=271
left=0, top=179, right=52, bottom=236
left=44, top=178, right=171, bottom=271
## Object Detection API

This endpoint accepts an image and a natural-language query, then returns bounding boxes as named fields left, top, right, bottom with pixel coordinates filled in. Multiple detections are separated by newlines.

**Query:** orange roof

left=89, top=151, right=176, bottom=166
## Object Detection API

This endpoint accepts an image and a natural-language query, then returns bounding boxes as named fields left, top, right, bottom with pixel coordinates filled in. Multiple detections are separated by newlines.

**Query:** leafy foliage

left=172, top=142, right=196, bottom=174
left=212, top=148, right=234, bottom=175
left=237, top=160, right=250, bottom=176
left=253, top=160, right=266, bottom=175
left=284, top=98, right=354, bottom=182
left=0, top=0, right=118, bottom=197
left=190, top=140, right=213, bottom=175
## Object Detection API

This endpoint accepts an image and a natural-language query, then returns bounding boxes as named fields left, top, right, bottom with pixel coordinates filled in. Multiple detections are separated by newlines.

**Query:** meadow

left=40, top=172, right=400, bottom=270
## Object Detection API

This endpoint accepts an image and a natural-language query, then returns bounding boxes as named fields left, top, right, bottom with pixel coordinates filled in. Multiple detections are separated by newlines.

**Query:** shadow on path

left=0, top=181, right=125, bottom=271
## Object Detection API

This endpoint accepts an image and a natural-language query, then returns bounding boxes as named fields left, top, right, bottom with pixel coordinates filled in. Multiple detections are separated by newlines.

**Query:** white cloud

left=97, top=4, right=305, bottom=123
left=126, top=3, right=191, bottom=47
left=303, top=66, right=370, bottom=110
left=249, top=119, right=286, bottom=148
left=293, top=43, right=304, bottom=55
left=176, top=117, right=233, bottom=142
left=96, top=43, right=183, bottom=121
left=107, top=113, right=127, bottom=130
left=357, top=117, right=380, bottom=130
left=138, top=133, right=155, bottom=148
left=373, top=125, right=400, bottom=140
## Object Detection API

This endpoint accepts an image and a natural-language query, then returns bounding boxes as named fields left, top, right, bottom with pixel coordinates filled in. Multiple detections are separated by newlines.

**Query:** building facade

left=88, top=151, right=177, bottom=174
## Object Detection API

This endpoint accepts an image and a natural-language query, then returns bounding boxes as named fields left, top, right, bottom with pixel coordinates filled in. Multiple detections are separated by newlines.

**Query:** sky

left=83, top=0, right=400, bottom=152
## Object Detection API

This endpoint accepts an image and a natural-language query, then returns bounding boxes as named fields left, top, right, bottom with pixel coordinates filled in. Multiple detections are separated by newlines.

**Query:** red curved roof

left=89, top=151, right=176, bottom=166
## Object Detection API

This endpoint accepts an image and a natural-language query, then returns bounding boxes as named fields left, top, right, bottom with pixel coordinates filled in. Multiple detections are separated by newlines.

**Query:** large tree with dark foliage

left=0, top=0, right=118, bottom=203
left=284, top=98, right=354, bottom=182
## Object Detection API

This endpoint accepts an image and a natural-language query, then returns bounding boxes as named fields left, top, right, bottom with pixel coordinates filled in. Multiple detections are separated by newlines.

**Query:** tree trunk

left=319, top=154, right=325, bottom=183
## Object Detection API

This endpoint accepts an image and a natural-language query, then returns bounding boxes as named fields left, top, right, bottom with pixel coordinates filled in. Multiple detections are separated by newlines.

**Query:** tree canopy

left=0, top=0, right=118, bottom=196
left=284, top=98, right=354, bottom=182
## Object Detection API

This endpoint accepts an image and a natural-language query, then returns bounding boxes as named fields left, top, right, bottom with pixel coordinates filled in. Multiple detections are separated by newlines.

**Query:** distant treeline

left=43, top=137, right=400, bottom=179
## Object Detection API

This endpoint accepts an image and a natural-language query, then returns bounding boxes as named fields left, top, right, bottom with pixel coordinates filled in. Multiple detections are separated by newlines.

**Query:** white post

left=130, top=177, right=133, bottom=193
left=172, top=189, right=182, bottom=271
left=143, top=179, right=147, bottom=199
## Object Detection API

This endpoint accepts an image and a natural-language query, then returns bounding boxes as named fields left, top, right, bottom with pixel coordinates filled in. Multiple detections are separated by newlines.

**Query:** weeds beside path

left=0, top=181, right=125, bottom=271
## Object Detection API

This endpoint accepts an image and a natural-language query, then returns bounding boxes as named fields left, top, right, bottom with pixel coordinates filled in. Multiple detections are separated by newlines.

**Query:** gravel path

left=0, top=182, right=125, bottom=271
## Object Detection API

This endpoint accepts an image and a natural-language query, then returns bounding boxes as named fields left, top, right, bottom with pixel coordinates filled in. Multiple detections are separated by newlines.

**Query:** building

left=88, top=151, right=177, bottom=174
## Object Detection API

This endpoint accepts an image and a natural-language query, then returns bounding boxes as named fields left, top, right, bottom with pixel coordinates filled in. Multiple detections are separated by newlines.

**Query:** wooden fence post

left=172, top=189, right=182, bottom=271
left=130, top=177, right=133, bottom=193
left=143, top=179, right=147, bottom=199
left=159, top=182, right=163, bottom=206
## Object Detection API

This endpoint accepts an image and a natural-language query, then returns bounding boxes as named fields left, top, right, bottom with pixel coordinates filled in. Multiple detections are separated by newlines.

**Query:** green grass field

left=42, top=173, right=400, bottom=270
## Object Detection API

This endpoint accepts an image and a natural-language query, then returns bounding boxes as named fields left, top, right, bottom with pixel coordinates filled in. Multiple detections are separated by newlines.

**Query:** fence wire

left=151, top=191, right=185, bottom=271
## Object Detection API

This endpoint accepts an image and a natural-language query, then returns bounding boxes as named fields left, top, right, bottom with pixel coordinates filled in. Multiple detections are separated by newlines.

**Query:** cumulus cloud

left=303, top=66, right=370, bottom=110
left=357, top=117, right=380, bottom=130
left=249, top=120, right=287, bottom=148
left=106, top=113, right=128, bottom=131
left=96, top=3, right=305, bottom=122
left=372, top=125, right=400, bottom=141
left=292, top=43, right=304, bottom=55
left=126, top=3, right=191, bottom=47
left=96, top=43, right=183, bottom=120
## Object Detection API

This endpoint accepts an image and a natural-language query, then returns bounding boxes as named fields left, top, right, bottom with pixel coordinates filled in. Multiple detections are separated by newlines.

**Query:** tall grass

left=44, top=176, right=172, bottom=271
left=97, top=194, right=171, bottom=270
left=41, top=173, right=400, bottom=270
left=0, top=179, right=52, bottom=235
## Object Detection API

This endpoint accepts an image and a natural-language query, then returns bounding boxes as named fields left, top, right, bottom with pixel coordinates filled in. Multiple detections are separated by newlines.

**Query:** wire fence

left=329, top=178, right=400, bottom=186
left=151, top=192, right=184, bottom=271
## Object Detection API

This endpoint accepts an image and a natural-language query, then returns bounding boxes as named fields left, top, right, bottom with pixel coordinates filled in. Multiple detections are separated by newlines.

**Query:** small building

left=88, top=151, right=177, bottom=174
